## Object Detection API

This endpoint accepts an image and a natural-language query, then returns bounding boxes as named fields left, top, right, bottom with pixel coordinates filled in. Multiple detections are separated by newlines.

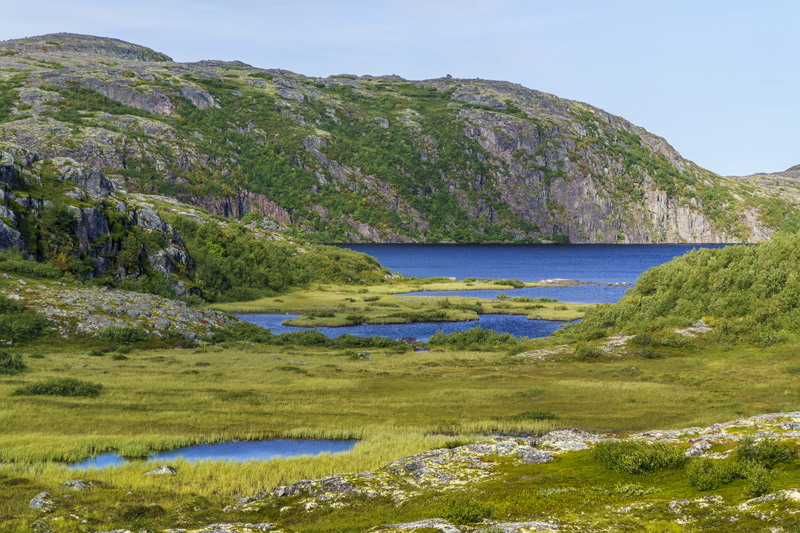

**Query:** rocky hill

left=0, top=33, right=794, bottom=244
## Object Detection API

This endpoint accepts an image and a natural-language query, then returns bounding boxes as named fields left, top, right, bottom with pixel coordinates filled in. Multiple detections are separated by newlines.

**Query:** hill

left=0, top=33, right=795, bottom=244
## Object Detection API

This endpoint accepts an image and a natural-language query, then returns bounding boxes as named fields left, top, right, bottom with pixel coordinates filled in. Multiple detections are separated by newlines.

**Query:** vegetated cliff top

left=0, top=33, right=796, bottom=244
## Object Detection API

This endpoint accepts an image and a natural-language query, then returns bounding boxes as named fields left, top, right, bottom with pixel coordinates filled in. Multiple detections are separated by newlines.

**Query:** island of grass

left=210, top=277, right=594, bottom=327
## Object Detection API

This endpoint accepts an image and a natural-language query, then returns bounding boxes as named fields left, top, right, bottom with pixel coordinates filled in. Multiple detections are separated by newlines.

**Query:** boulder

left=145, top=465, right=177, bottom=475
left=517, top=449, right=554, bottom=464
left=179, top=84, right=217, bottom=109
left=29, top=491, right=55, bottom=510
left=0, top=151, right=15, bottom=188
left=62, top=479, right=92, bottom=490
left=684, top=440, right=712, bottom=458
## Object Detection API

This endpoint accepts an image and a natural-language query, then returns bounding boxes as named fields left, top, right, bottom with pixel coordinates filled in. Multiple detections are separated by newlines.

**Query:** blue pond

left=237, top=313, right=565, bottom=342
left=69, top=439, right=358, bottom=469
left=339, top=243, right=728, bottom=284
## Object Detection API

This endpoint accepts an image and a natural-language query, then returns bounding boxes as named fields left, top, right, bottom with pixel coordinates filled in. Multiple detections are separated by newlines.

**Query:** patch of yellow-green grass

left=211, top=282, right=590, bottom=325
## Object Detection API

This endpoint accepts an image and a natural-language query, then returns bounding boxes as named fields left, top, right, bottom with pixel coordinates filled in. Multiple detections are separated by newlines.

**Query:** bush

left=111, top=354, right=128, bottom=361
left=12, top=378, right=103, bottom=397
left=89, top=349, right=105, bottom=357
left=574, top=342, right=602, bottom=360
left=743, top=462, right=775, bottom=497
left=660, top=332, right=691, bottom=348
left=428, top=327, right=517, bottom=350
left=0, top=258, right=62, bottom=279
left=737, top=437, right=793, bottom=468
left=631, top=333, right=656, bottom=347
left=687, top=458, right=741, bottom=490
left=592, top=440, right=685, bottom=474
left=0, top=350, right=27, bottom=375
left=97, top=326, right=149, bottom=344
left=442, top=494, right=495, bottom=524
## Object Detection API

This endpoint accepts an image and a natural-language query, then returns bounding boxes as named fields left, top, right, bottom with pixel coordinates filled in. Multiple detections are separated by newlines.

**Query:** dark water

left=237, top=313, right=565, bottom=342
left=69, top=439, right=358, bottom=468
left=400, top=284, right=629, bottom=304
left=339, top=243, right=728, bottom=284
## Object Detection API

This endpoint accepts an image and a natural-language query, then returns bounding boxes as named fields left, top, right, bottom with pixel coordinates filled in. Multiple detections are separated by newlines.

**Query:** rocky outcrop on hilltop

left=0, top=33, right=792, bottom=243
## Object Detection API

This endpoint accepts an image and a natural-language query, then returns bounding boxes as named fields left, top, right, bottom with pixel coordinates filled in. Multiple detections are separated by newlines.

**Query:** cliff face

left=0, top=33, right=792, bottom=243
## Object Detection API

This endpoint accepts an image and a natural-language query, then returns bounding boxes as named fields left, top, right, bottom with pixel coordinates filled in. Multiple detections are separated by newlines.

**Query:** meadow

left=4, top=325, right=800, bottom=531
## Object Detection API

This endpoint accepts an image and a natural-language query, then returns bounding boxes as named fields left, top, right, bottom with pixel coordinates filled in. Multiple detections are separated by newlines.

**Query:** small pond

left=398, top=283, right=630, bottom=304
left=69, top=439, right=358, bottom=469
left=237, top=313, right=566, bottom=342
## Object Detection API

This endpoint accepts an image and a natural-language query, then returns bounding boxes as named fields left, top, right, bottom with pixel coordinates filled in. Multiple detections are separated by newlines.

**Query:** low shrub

left=12, top=377, right=103, bottom=397
left=428, top=327, right=517, bottom=351
left=592, top=440, right=684, bottom=474
left=737, top=436, right=793, bottom=468
left=687, top=458, right=742, bottom=490
left=631, top=333, right=656, bottom=347
left=659, top=332, right=691, bottom=348
left=442, top=494, right=495, bottom=524
left=111, top=354, right=128, bottom=361
left=743, top=462, right=776, bottom=497
left=0, top=350, right=27, bottom=375
left=0, top=258, right=62, bottom=279
left=98, top=326, right=149, bottom=344
left=89, top=349, right=105, bottom=357
left=574, top=342, right=602, bottom=360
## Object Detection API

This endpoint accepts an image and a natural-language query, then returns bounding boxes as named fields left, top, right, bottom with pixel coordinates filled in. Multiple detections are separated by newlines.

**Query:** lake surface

left=69, top=439, right=358, bottom=469
left=339, top=244, right=728, bottom=284
left=237, top=313, right=565, bottom=342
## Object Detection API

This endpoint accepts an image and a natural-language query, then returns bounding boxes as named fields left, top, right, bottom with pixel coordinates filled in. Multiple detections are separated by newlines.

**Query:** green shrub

left=89, top=349, right=105, bottom=357
left=0, top=350, right=27, bottom=375
left=592, top=440, right=685, bottom=474
left=659, top=332, right=691, bottom=348
left=117, top=346, right=133, bottom=354
left=631, top=333, right=655, bottom=346
left=687, top=458, right=742, bottom=490
left=111, top=354, right=128, bottom=361
left=737, top=436, right=793, bottom=468
left=28, top=352, right=45, bottom=359
left=97, top=326, right=149, bottom=344
left=574, top=342, right=602, bottom=360
left=743, top=462, right=775, bottom=497
left=0, top=313, right=51, bottom=343
left=428, top=327, right=517, bottom=350
left=12, top=378, right=103, bottom=397
left=0, top=258, right=62, bottom=279
left=441, top=494, right=495, bottom=524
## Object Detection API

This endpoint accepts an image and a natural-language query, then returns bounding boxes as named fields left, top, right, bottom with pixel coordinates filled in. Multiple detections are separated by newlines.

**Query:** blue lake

left=339, top=243, right=728, bottom=284
left=237, top=313, right=566, bottom=342
left=69, top=439, right=358, bottom=469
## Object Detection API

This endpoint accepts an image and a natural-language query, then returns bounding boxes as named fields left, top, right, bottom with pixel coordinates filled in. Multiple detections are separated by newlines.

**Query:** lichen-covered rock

left=145, top=465, right=177, bottom=475
left=62, top=479, right=92, bottom=490
left=29, top=491, right=55, bottom=510
left=61, top=166, right=115, bottom=198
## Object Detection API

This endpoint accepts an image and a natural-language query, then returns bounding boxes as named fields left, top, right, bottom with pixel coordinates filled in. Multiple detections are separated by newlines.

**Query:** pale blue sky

left=3, top=0, right=798, bottom=175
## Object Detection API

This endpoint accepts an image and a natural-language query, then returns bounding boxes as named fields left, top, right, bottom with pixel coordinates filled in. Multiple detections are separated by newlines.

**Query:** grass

left=210, top=280, right=590, bottom=325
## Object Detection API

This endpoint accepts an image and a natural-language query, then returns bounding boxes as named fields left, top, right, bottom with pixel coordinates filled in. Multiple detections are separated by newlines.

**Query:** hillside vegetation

left=0, top=33, right=796, bottom=244
left=564, top=234, right=800, bottom=346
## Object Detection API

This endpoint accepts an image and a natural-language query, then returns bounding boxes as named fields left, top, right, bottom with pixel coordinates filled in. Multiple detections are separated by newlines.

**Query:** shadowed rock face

left=0, top=33, right=793, bottom=243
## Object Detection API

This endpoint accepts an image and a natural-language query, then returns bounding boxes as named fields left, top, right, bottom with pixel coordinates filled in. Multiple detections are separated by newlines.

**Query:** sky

left=2, top=0, right=797, bottom=176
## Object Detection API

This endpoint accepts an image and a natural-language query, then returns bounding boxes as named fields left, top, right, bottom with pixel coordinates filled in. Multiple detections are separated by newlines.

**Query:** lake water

left=339, top=244, right=728, bottom=284
left=237, top=313, right=565, bottom=342
left=69, top=439, right=358, bottom=469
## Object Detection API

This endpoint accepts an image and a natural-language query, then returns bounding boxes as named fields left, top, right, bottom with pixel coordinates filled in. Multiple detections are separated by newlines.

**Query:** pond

left=237, top=313, right=566, bottom=342
left=69, top=439, right=358, bottom=469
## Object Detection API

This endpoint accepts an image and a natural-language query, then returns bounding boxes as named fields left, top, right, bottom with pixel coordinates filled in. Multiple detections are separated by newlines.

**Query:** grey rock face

left=0, top=151, right=15, bottom=188
left=0, top=219, right=23, bottom=251
left=29, top=491, right=55, bottom=510
left=61, top=167, right=115, bottom=198
left=179, top=85, right=217, bottom=109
